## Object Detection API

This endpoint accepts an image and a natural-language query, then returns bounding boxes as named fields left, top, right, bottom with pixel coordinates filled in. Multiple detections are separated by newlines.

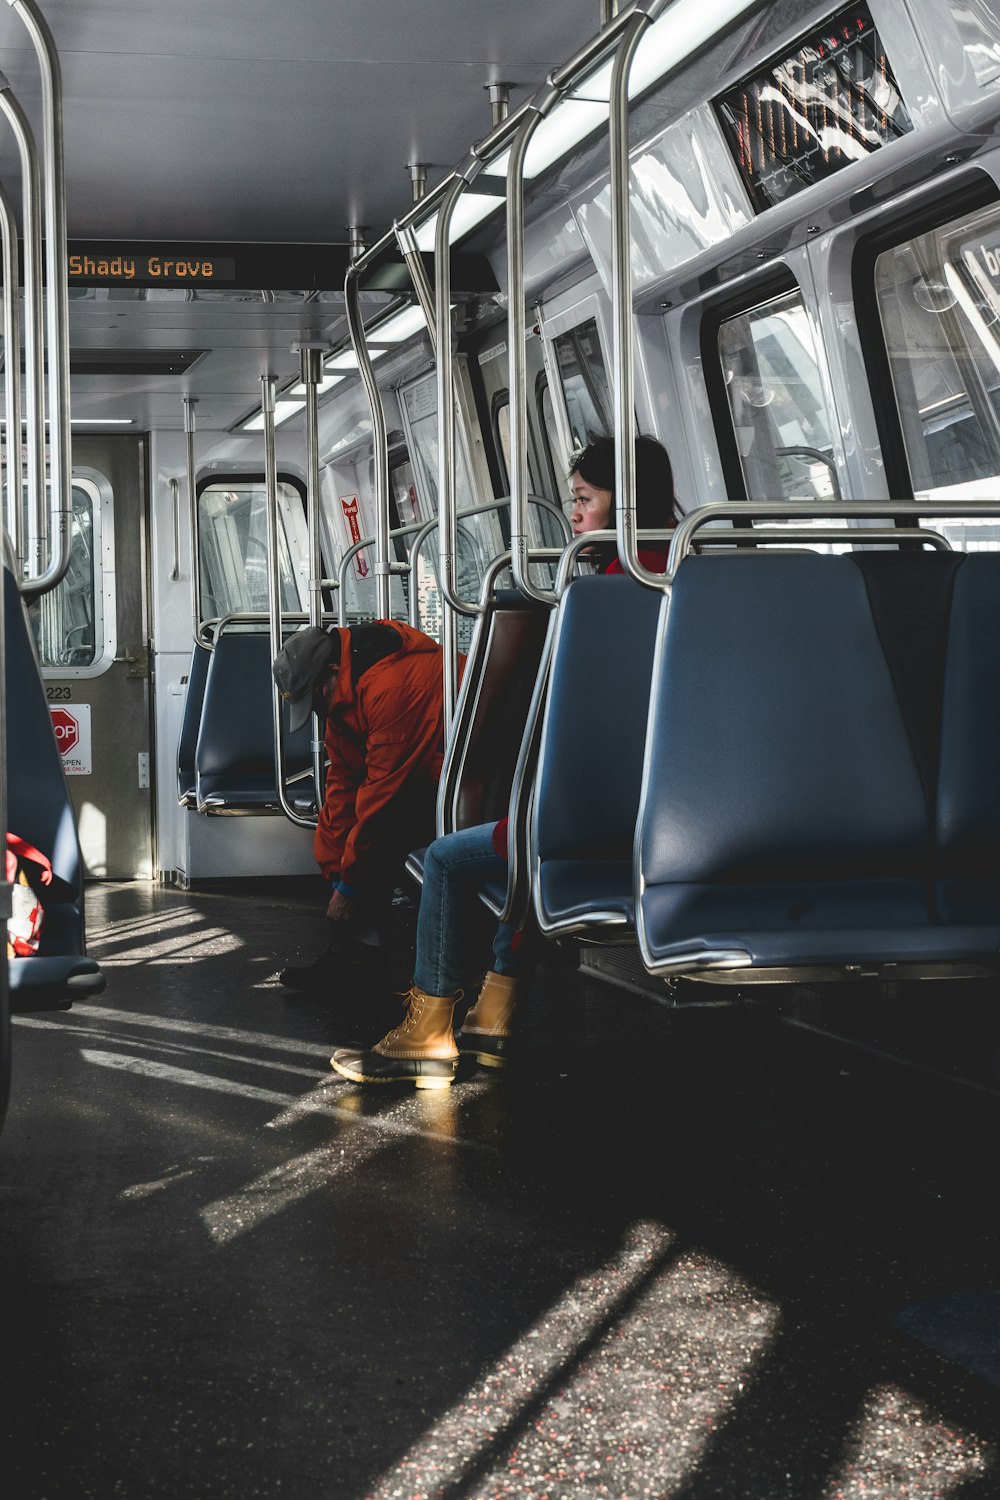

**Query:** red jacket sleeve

left=337, top=652, right=445, bottom=887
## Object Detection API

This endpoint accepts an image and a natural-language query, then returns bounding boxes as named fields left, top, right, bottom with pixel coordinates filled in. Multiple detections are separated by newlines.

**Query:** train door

left=31, top=434, right=153, bottom=878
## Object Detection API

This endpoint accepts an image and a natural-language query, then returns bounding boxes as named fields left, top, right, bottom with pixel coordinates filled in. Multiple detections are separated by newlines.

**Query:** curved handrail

left=0, top=76, right=41, bottom=582
left=335, top=494, right=569, bottom=626
left=0, top=181, right=22, bottom=565
left=666, top=500, right=1000, bottom=584
left=8, top=0, right=73, bottom=597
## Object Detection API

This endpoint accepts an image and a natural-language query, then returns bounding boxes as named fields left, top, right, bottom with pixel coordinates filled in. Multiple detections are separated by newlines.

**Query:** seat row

left=522, top=549, right=1000, bottom=984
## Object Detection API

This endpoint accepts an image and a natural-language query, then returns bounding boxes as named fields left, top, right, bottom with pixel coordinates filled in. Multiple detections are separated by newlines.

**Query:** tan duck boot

left=457, top=971, right=518, bottom=1068
left=330, top=985, right=460, bottom=1088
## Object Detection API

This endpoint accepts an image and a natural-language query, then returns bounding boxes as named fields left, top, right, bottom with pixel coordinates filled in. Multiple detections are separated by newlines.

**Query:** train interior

left=1, top=0, right=1000, bottom=1495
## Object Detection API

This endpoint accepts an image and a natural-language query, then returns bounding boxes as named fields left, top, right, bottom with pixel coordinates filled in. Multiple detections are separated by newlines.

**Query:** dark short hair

left=568, top=434, right=677, bottom=530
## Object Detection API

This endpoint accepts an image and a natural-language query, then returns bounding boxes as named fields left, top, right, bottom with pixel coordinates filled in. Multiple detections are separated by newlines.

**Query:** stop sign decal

left=48, top=704, right=91, bottom=775
left=51, top=707, right=79, bottom=755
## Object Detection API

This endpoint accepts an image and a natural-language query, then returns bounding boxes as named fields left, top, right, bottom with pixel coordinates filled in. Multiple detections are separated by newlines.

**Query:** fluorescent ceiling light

left=288, top=372, right=345, bottom=397
left=367, top=304, right=430, bottom=343
left=326, top=346, right=389, bottom=371
left=414, top=191, right=504, bottom=252
left=480, top=0, right=761, bottom=180
left=241, top=400, right=304, bottom=432
left=3, top=417, right=135, bottom=426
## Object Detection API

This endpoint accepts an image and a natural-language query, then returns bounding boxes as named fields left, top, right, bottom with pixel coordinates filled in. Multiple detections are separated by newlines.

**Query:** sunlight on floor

left=818, top=1383, right=992, bottom=1498
left=368, top=1222, right=780, bottom=1499
left=86, top=905, right=244, bottom=964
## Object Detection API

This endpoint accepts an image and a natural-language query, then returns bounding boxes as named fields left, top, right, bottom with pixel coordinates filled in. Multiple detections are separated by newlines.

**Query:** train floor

left=1, top=880, right=999, bottom=1500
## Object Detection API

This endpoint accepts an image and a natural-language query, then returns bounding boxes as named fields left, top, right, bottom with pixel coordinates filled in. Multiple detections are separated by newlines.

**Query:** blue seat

left=406, top=586, right=553, bottom=903
left=194, top=629, right=315, bottom=815
left=176, top=642, right=211, bottom=807
left=529, top=573, right=663, bottom=939
left=636, top=551, right=1000, bottom=982
left=4, top=567, right=104, bottom=1011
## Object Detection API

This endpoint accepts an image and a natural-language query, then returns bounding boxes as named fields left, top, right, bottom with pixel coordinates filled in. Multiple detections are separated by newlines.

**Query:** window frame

left=852, top=173, right=1000, bottom=501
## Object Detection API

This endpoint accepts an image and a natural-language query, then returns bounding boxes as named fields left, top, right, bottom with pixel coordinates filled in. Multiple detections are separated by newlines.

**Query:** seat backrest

left=937, top=553, right=1000, bottom=876
left=532, top=573, right=663, bottom=865
left=194, top=629, right=311, bottom=808
left=447, top=589, right=552, bottom=833
left=4, top=566, right=87, bottom=954
left=176, top=642, right=212, bottom=804
left=638, top=553, right=931, bottom=896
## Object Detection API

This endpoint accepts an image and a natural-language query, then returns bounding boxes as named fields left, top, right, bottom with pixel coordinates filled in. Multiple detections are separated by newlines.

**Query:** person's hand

left=326, top=889, right=354, bottom=924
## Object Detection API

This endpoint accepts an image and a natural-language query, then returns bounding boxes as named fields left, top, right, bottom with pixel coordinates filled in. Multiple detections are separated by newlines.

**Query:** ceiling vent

left=70, top=349, right=205, bottom=376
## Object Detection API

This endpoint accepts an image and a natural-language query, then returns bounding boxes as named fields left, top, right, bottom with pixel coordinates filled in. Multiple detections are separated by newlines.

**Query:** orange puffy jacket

left=314, top=622, right=455, bottom=888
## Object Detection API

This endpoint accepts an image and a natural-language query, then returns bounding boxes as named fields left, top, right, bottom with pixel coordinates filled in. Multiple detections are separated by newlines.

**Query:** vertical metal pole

left=0, top=183, right=22, bottom=566
left=433, top=175, right=468, bottom=733
left=0, top=79, right=43, bottom=583
left=297, top=344, right=324, bottom=631
left=183, top=398, right=201, bottom=644
left=610, top=11, right=663, bottom=587
left=434, top=157, right=496, bottom=730
left=507, top=100, right=557, bottom=604
left=9, top=0, right=73, bottom=595
left=343, top=261, right=391, bottom=620
left=600, top=0, right=619, bottom=27
left=485, top=82, right=512, bottom=129
left=406, top=162, right=428, bottom=204
left=262, top=375, right=314, bottom=828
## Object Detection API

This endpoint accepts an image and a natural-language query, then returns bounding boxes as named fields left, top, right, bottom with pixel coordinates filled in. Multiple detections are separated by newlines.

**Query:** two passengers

left=330, top=434, right=678, bottom=1087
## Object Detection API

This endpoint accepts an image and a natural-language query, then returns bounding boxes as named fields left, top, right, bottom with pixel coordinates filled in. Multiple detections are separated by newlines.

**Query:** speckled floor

left=1, top=881, right=999, bottom=1499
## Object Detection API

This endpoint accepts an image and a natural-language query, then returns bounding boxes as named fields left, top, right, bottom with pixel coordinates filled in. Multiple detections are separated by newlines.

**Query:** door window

left=29, top=476, right=116, bottom=675
left=551, top=318, right=612, bottom=451
left=198, top=477, right=306, bottom=622
left=718, top=290, right=840, bottom=510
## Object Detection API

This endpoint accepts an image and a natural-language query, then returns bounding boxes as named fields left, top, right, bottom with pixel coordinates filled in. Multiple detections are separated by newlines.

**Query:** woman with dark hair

left=568, top=433, right=678, bottom=573
left=330, top=433, right=677, bottom=1089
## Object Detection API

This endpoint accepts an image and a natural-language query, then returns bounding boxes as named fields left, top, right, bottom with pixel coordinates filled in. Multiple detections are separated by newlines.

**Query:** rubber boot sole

left=330, top=1052, right=456, bottom=1089
left=457, top=1036, right=511, bottom=1069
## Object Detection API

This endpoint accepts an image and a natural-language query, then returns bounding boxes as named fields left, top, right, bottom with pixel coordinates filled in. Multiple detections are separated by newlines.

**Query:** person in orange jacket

left=273, top=620, right=453, bottom=989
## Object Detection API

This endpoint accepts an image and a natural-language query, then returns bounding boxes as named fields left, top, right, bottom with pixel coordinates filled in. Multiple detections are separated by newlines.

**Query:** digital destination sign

left=68, top=246, right=237, bottom=286
left=715, top=2, right=913, bottom=214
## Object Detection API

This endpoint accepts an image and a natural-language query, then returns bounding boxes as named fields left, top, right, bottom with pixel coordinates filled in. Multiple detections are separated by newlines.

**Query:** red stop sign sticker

left=50, top=706, right=80, bottom=756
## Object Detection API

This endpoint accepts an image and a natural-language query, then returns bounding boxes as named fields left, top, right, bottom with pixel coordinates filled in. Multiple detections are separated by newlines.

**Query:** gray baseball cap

left=272, top=626, right=340, bottom=731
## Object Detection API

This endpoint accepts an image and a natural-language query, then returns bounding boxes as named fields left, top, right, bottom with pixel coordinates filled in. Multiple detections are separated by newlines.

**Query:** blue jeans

left=412, top=823, right=519, bottom=996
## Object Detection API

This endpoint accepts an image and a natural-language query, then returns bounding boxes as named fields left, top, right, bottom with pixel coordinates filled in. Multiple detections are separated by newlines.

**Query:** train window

left=717, top=290, right=840, bottom=509
left=28, top=476, right=115, bottom=674
left=552, top=319, right=612, bottom=450
left=399, top=368, right=504, bottom=628
left=538, top=377, right=563, bottom=485
left=495, top=399, right=512, bottom=490
left=390, top=456, right=421, bottom=528
left=197, top=477, right=306, bottom=623
left=874, top=200, right=1000, bottom=546
left=492, top=394, right=540, bottom=496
